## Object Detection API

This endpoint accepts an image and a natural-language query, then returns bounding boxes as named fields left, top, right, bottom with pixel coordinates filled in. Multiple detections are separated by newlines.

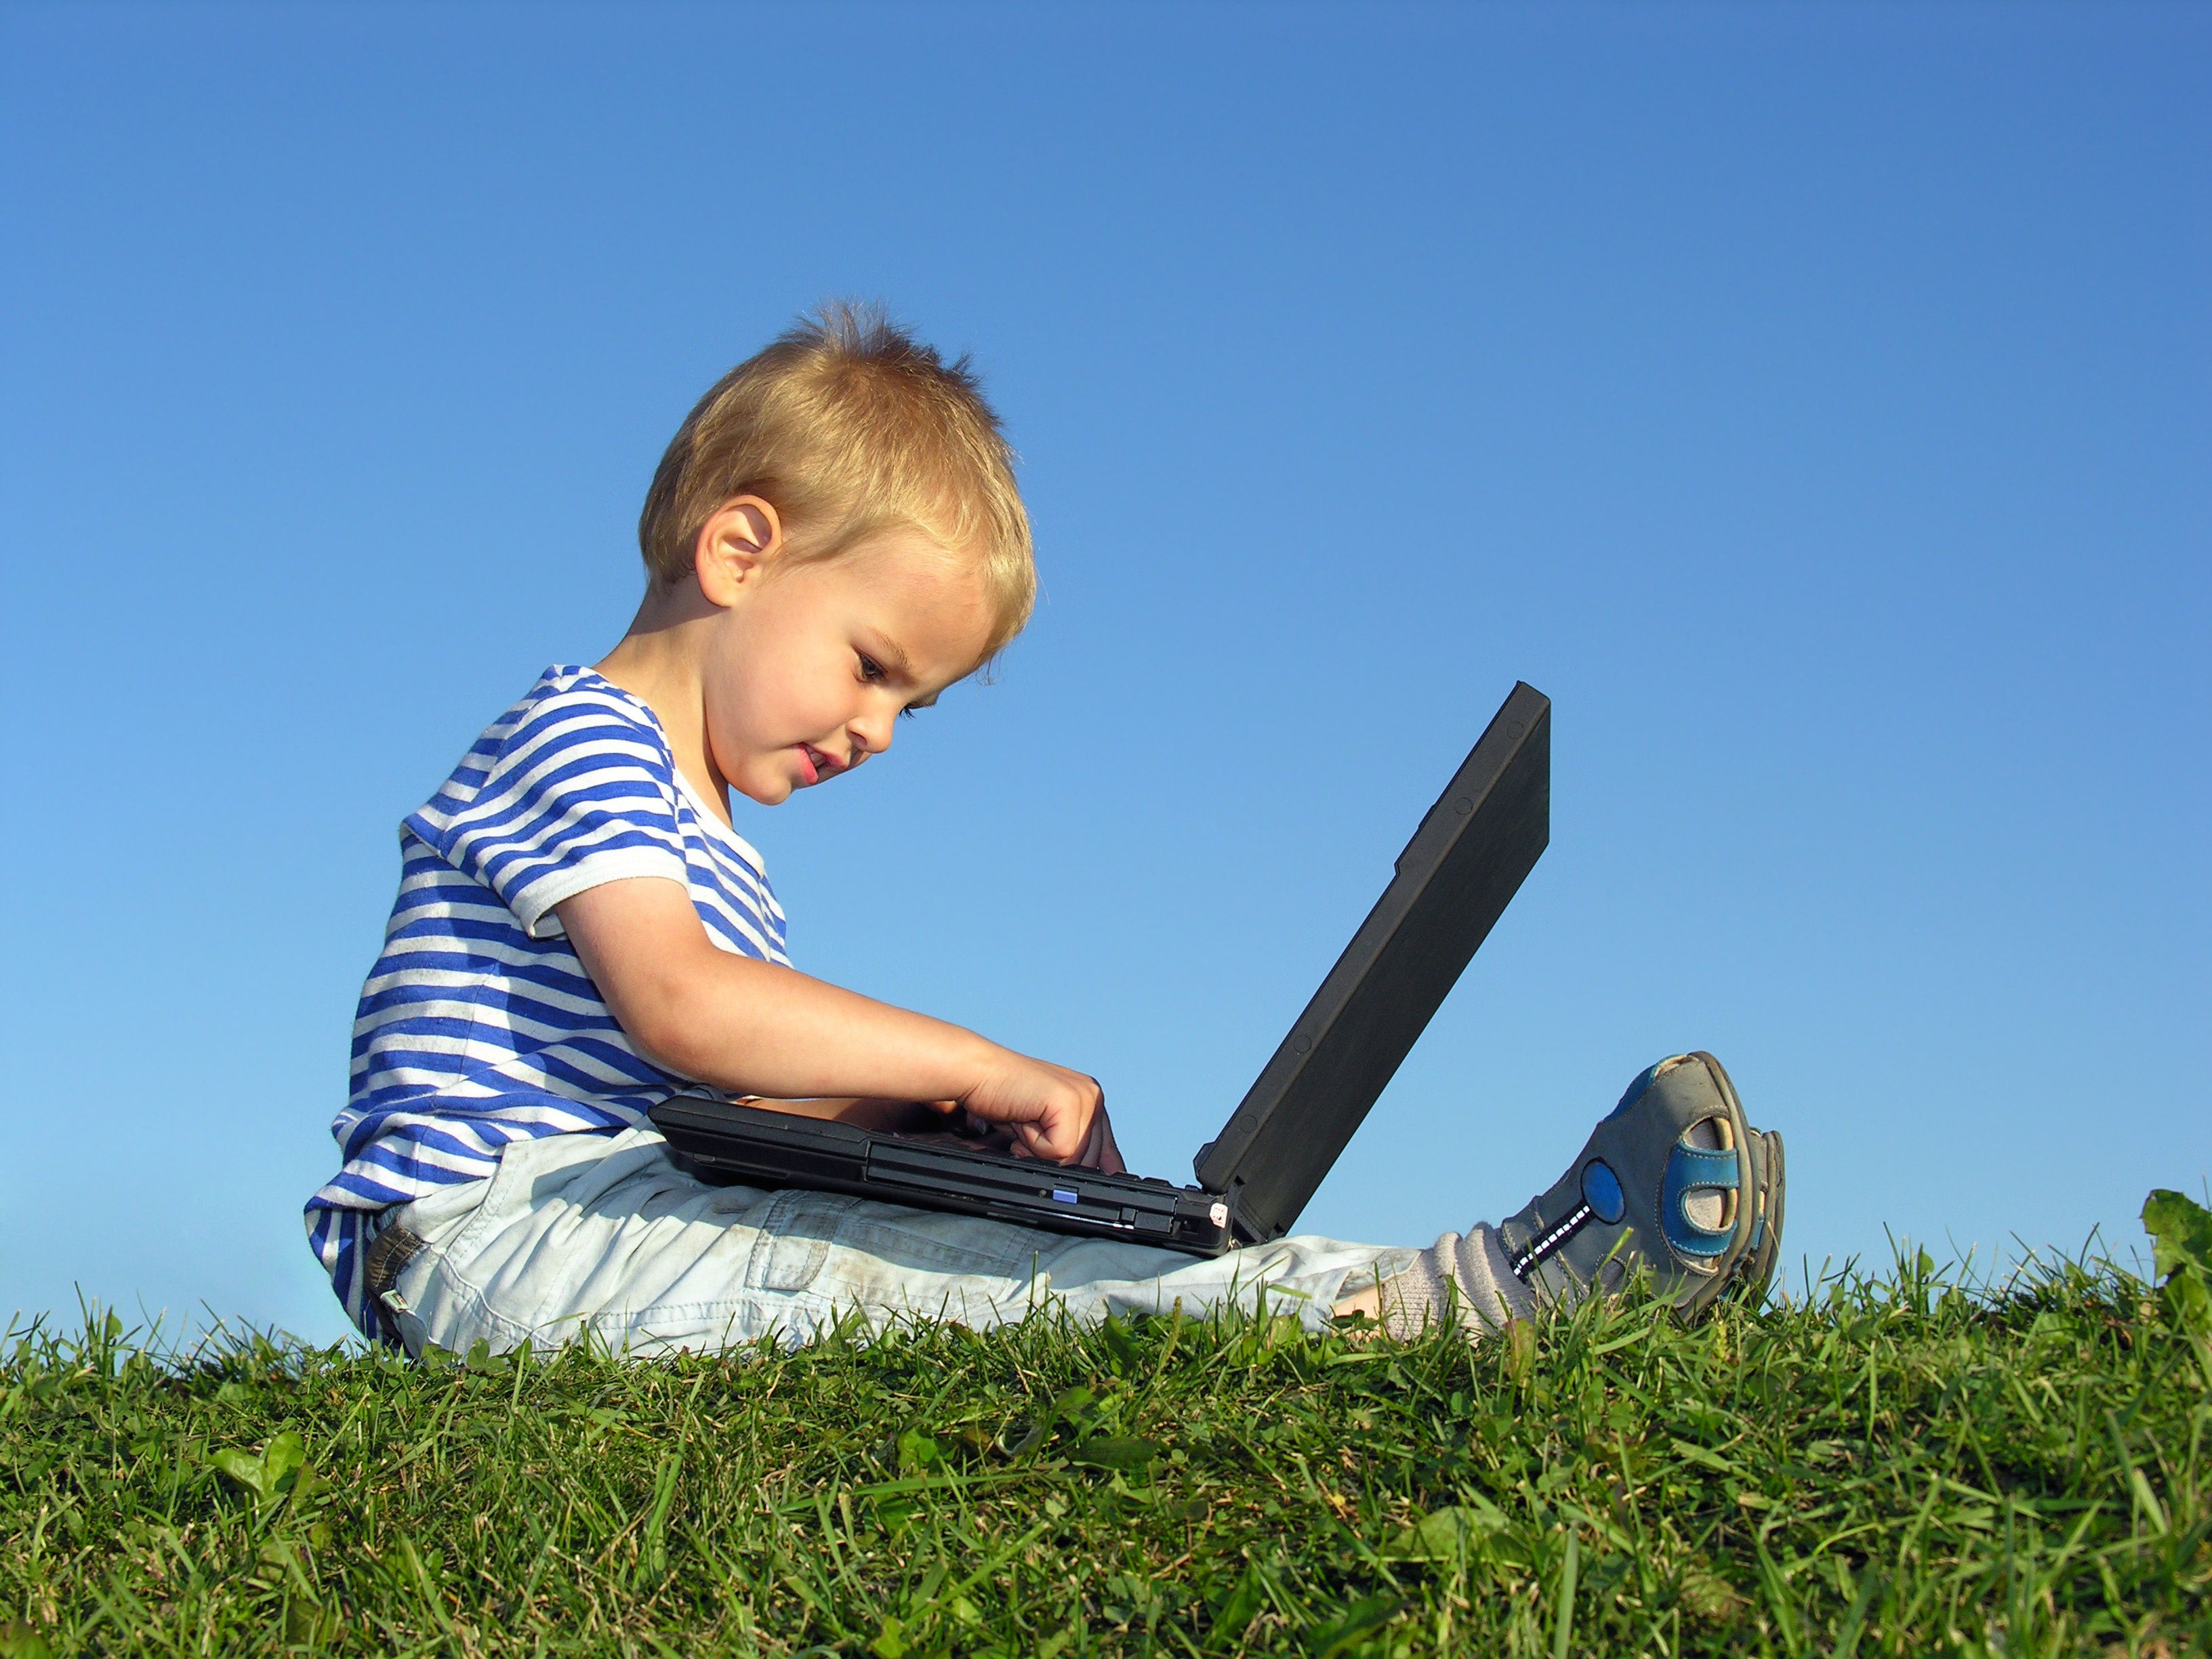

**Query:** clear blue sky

left=3, top=3, right=2205, bottom=1347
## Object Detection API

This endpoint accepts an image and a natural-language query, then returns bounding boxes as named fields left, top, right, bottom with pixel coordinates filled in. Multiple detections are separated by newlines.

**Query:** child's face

left=701, top=524, right=997, bottom=806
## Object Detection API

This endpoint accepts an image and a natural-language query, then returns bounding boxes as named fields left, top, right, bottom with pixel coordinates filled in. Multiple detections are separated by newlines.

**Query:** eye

left=899, top=704, right=920, bottom=720
left=857, top=653, right=886, bottom=683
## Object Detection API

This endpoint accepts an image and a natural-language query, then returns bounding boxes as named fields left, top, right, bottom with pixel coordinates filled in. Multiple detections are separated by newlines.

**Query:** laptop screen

left=1192, top=682, right=1551, bottom=1243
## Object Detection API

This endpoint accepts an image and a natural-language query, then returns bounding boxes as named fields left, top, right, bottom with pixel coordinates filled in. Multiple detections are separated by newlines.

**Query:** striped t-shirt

left=305, top=665, right=790, bottom=1338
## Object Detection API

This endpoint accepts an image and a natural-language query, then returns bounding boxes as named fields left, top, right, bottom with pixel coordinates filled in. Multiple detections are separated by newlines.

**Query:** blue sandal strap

left=1660, top=1143, right=1740, bottom=1258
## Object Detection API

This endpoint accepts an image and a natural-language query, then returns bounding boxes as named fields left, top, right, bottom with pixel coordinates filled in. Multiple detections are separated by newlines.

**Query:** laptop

left=649, top=681, right=1551, bottom=1254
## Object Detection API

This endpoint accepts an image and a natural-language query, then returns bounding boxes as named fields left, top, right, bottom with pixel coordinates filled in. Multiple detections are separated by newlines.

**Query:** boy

left=306, top=306, right=1784, bottom=1356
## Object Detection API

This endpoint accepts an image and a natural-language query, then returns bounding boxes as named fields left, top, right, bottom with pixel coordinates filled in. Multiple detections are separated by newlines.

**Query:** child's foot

left=1498, top=1051, right=1784, bottom=1321
left=1336, top=1052, right=1786, bottom=1337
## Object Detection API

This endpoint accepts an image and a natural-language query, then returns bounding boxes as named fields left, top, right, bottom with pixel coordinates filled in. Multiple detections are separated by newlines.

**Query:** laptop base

left=650, top=1094, right=1237, bottom=1255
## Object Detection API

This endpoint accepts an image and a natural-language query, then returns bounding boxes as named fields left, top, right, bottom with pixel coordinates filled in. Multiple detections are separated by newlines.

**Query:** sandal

left=1497, top=1051, right=1784, bottom=1321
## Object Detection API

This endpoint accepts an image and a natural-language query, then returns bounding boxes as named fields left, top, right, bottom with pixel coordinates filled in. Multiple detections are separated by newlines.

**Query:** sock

left=1370, top=1225, right=1538, bottom=1339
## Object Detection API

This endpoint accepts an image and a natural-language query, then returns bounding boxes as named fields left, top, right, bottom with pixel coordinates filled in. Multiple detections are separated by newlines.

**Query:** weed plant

left=3, top=1242, right=2205, bottom=1657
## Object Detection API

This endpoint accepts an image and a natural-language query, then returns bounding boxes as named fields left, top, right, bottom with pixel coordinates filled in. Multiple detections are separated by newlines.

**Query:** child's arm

left=556, top=877, right=1110, bottom=1165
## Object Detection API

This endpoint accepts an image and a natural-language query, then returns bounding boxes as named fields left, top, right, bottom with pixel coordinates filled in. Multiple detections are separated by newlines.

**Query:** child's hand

left=958, top=1054, right=1120, bottom=1169
left=895, top=1105, right=1126, bottom=1174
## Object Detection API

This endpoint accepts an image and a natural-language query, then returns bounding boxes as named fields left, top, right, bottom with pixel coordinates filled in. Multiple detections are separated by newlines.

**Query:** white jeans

left=369, top=1126, right=1416, bottom=1357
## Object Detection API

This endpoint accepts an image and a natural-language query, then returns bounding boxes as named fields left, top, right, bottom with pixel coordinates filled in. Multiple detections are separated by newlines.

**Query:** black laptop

left=649, top=682, right=1551, bottom=1254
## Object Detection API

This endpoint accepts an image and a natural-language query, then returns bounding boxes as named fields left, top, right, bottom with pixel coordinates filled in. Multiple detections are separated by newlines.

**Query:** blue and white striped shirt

left=306, top=665, right=790, bottom=1338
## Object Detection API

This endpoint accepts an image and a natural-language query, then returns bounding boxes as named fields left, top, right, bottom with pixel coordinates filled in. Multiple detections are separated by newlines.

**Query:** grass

left=3, top=1242, right=2206, bottom=1658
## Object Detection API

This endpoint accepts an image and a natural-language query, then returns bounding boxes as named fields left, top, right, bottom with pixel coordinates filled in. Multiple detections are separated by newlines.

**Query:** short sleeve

left=405, top=690, right=691, bottom=939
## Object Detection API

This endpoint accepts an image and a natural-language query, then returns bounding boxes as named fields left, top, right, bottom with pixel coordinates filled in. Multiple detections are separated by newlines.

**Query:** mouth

left=796, top=744, right=842, bottom=786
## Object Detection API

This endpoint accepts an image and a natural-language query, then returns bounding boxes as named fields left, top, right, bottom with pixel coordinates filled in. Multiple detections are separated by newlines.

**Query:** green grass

left=3, top=1246, right=2205, bottom=1658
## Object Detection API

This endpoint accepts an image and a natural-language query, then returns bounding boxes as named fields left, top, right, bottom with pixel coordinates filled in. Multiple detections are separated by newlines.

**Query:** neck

left=594, top=584, right=733, bottom=824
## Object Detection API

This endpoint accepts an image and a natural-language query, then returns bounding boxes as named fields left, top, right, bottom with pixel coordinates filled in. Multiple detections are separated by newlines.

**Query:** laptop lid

left=1192, top=682, right=1551, bottom=1242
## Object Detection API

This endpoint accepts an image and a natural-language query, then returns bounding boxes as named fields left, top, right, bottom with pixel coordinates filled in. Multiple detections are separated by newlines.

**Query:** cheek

left=701, top=658, right=776, bottom=768
left=705, top=649, right=830, bottom=762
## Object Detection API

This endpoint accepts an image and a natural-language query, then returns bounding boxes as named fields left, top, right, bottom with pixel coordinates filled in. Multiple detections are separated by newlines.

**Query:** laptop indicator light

left=1052, top=1188, right=1079, bottom=1205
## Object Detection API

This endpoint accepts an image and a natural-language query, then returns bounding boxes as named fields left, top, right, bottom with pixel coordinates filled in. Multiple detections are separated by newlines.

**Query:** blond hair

left=638, top=303, right=1035, bottom=659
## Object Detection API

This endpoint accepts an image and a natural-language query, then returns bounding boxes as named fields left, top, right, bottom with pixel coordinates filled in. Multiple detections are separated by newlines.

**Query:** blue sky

left=3, top=3, right=2205, bottom=1347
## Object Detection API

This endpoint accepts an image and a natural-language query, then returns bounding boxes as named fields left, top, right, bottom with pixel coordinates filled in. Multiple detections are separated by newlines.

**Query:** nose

left=849, top=705, right=895, bottom=761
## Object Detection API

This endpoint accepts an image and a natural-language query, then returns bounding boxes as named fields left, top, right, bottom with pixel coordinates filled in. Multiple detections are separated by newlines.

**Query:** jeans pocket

left=441, top=1127, right=612, bottom=1260
left=743, top=1188, right=853, bottom=1294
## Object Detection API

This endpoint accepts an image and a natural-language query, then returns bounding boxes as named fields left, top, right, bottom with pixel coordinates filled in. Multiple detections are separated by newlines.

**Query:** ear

left=693, top=497, right=784, bottom=607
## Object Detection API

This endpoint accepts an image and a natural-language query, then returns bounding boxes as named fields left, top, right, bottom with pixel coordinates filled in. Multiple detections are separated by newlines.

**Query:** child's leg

left=365, top=1051, right=1784, bottom=1357
left=365, top=1125, right=1419, bottom=1358
left=1332, top=1227, right=1536, bottom=1334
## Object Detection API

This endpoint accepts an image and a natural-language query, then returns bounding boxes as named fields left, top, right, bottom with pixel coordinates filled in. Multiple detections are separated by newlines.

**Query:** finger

left=1088, top=1122, right=1126, bottom=1174
left=1090, top=1109, right=1126, bottom=1175
left=1019, top=1113, right=1082, bottom=1164
left=1072, top=1117, right=1105, bottom=1170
